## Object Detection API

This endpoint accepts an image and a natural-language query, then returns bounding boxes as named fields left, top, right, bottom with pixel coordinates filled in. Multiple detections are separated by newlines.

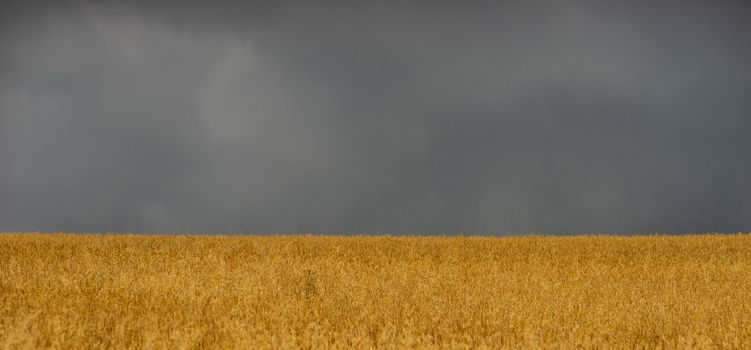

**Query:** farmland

left=1, top=234, right=750, bottom=348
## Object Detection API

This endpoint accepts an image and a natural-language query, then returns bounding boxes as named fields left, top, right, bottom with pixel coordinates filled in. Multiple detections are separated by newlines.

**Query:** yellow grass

left=1, top=234, right=750, bottom=349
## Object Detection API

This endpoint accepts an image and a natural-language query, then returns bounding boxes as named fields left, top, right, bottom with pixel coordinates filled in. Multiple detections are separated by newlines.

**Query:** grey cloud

left=1, top=0, right=750, bottom=234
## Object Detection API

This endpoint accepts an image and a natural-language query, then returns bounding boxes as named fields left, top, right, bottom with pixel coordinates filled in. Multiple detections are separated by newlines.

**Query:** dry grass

left=1, top=233, right=750, bottom=349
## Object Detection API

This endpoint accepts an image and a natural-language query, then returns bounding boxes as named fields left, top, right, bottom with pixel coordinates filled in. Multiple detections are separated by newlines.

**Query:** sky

left=1, top=0, right=750, bottom=234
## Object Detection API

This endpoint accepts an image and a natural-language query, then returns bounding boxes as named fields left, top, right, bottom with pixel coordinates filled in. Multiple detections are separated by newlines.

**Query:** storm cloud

left=1, top=0, right=750, bottom=234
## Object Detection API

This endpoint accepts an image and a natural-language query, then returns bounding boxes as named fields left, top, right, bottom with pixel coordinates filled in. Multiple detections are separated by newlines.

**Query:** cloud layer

left=2, top=0, right=750, bottom=234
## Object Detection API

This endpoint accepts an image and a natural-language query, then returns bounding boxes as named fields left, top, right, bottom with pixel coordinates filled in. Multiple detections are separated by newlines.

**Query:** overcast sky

left=1, top=0, right=750, bottom=234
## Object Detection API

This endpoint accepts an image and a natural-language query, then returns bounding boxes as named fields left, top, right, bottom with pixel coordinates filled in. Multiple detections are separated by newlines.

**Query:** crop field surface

left=1, top=234, right=750, bottom=349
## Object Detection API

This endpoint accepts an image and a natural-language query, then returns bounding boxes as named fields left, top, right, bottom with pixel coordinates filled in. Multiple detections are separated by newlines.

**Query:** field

left=1, top=234, right=750, bottom=349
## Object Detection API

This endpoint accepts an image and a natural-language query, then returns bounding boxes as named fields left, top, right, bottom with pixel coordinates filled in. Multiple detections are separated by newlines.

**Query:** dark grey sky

left=1, top=0, right=750, bottom=234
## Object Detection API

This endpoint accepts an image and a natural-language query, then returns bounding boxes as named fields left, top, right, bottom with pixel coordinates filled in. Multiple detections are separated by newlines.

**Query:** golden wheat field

left=1, top=234, right=750, bottom=349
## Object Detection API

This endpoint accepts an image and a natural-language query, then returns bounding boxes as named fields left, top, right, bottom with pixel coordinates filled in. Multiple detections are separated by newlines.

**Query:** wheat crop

left=1, top=233, right=750, bottom=349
